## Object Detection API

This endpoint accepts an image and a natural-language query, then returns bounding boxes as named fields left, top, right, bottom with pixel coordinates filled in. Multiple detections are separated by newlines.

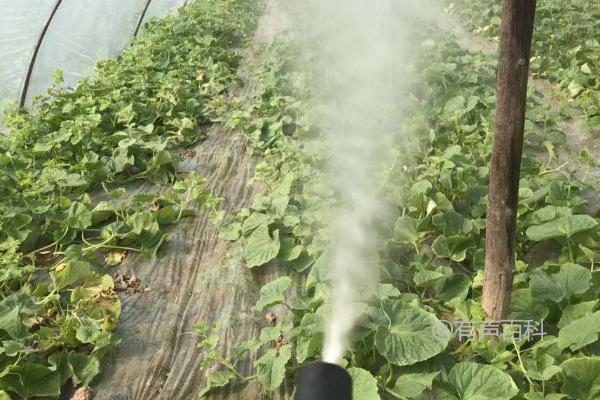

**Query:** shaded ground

left=92, top=2, right=289, bottom=399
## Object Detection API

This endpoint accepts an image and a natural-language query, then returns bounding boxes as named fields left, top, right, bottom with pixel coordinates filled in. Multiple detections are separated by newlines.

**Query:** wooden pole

left=482, top=0, right=537, bottom=320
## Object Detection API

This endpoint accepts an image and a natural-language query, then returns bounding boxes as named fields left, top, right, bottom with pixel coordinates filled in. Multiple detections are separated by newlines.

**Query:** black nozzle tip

left=294, top=362, right=352, bottom=400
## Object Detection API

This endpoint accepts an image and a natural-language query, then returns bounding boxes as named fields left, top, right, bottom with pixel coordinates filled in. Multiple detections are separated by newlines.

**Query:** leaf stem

left=512, top=337, right=533, bottom=388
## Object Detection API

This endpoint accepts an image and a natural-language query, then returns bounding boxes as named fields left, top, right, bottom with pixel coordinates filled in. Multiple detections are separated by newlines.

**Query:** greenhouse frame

left=1, top=0, right=187, bottom=108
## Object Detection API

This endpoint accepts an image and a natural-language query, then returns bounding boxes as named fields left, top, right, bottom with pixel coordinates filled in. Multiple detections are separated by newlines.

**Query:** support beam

left=482, top=0, right=537, bottom=319
left=134, top=0, right=154, bottom=37
left=19, top=0, right=63, bottom=107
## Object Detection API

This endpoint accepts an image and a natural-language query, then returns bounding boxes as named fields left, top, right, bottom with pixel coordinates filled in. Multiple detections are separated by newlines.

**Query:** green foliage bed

left=445, top=0, right=600, bottom=130
left=0, top=0, right=260, bottom=398
left=201, top=7, right=600, bottom=400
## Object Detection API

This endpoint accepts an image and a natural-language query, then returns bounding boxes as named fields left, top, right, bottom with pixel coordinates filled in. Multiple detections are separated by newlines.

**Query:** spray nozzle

left=294, top=362, right=352, bottom=400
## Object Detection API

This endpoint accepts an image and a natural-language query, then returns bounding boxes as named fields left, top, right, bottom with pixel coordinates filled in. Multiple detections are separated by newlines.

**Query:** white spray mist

left=283, top=0, right=441, bottom=364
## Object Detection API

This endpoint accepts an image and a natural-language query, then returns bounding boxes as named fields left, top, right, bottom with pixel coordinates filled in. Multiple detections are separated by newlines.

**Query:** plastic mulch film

left=0, top=0, right=54, bottom=107
left=92, top=127, right=268, bottom=400
left=25, top=0, right=148, bottom=103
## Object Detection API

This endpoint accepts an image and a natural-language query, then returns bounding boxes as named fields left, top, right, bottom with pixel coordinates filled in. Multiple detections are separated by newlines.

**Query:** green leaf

left=347, top=368, right=380, bottom=400
left=278, top=236, right=303, bottom=261
left=443, top=95, right=466, bottom=116
left=529, top=264, right=592, bottom=304
left=374, top=283, right=401, bottom=300
left=545, top=395, right=567, bottom=400
left=414, top=269, right=445, bottom=287
left=198, top=368, right=236, bottom=397
left=0, top=294, right=38, bottom=340
left=558, top=311, right=600, bottom=351
left=107, top=187, right=127, bottom=199
left=48, top=352, right=72, bottom=386
left=579, top=245, right=600, bottom=265
left=110, top=147, right=135, bottom=173
left=529, top=269, right=564, bottom=303
left=449, top=298, right=485, bottom=321
left=54, top=260, right=93, bottom=290
left=76, top=318, right=102, bottom=344
left=448, top=362, right=518, bottom=400
left=0, top=306, right=27, bottom=340
left=411, top=180, right=433, bottom=195
left=433, top=273, right=471, bottom=302
left=244, top=225, right=280, bottom=268
left=71, top=275, right=114, bottom=304
left=558, top=300, right=597, bottom=328
left=526, top=215, right=598, bottom=241
left=294, top=310, right=324, bottom=363
left=524, top=393, right=544, bottom=400
left=305, top=252, right=332, bottom=292
left=528, top=206, right=571, bottom=225
left=0, top=341, right=33, bottom=358
left=116, top=103, right=135, bottom=124
left=394, top=216, right=419, bottom=244
left=390, top=371, right=439, bottom=398
left=431, top=235, right=472, bottom=262
left=374, top=300, right=449, bottom=366
left=290, top=251, right=314, bottom=273
left=0, top=363, right=61, bottom=398
left=568, top=80, right=585, bottom=98
left=561, top=357, right=600, bottom=400
left=254, top=345, right=292, bottom=390
left=154, top=205, right=178, bottom=225
left=218, top=222, right=242, bottom=241
left=432, top=211, right=467, bottom=235
left=242, top=213, right=274, bottom=236
left=253, top=277, right=292, bottom=312
left=68, top=352, right=101, bottom=386
left=271, top=193, right=290, bottom=216
left=91, top=201, right=116, bottom=225
left=581, top=63, right=593, bottom=75
left=509, top=289, right=549, bottom=321
left=261, top=322, right=292, bottom=345
left=66, top=202, right=93, bottom=230
left=553, top=263, right=592, bottom=297
left=523, top=354, right=562, bottom=381
left=126, top=211, right=159, bottom=235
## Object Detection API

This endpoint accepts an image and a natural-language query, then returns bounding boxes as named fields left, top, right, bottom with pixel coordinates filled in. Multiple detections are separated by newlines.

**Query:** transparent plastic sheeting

left=0, top=0, right=54, bottom=107
left=0, top=0, right=186, bottom=108
left=146, top=0, right=187, bottom=20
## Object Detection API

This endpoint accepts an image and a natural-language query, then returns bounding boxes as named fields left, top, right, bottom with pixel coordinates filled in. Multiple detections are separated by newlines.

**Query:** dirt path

left=92, top=3, right=289, bottom=400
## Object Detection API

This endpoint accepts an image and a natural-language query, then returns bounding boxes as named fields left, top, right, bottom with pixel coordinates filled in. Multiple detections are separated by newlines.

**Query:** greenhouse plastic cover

left=0, top=0, right=187, bottom=108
